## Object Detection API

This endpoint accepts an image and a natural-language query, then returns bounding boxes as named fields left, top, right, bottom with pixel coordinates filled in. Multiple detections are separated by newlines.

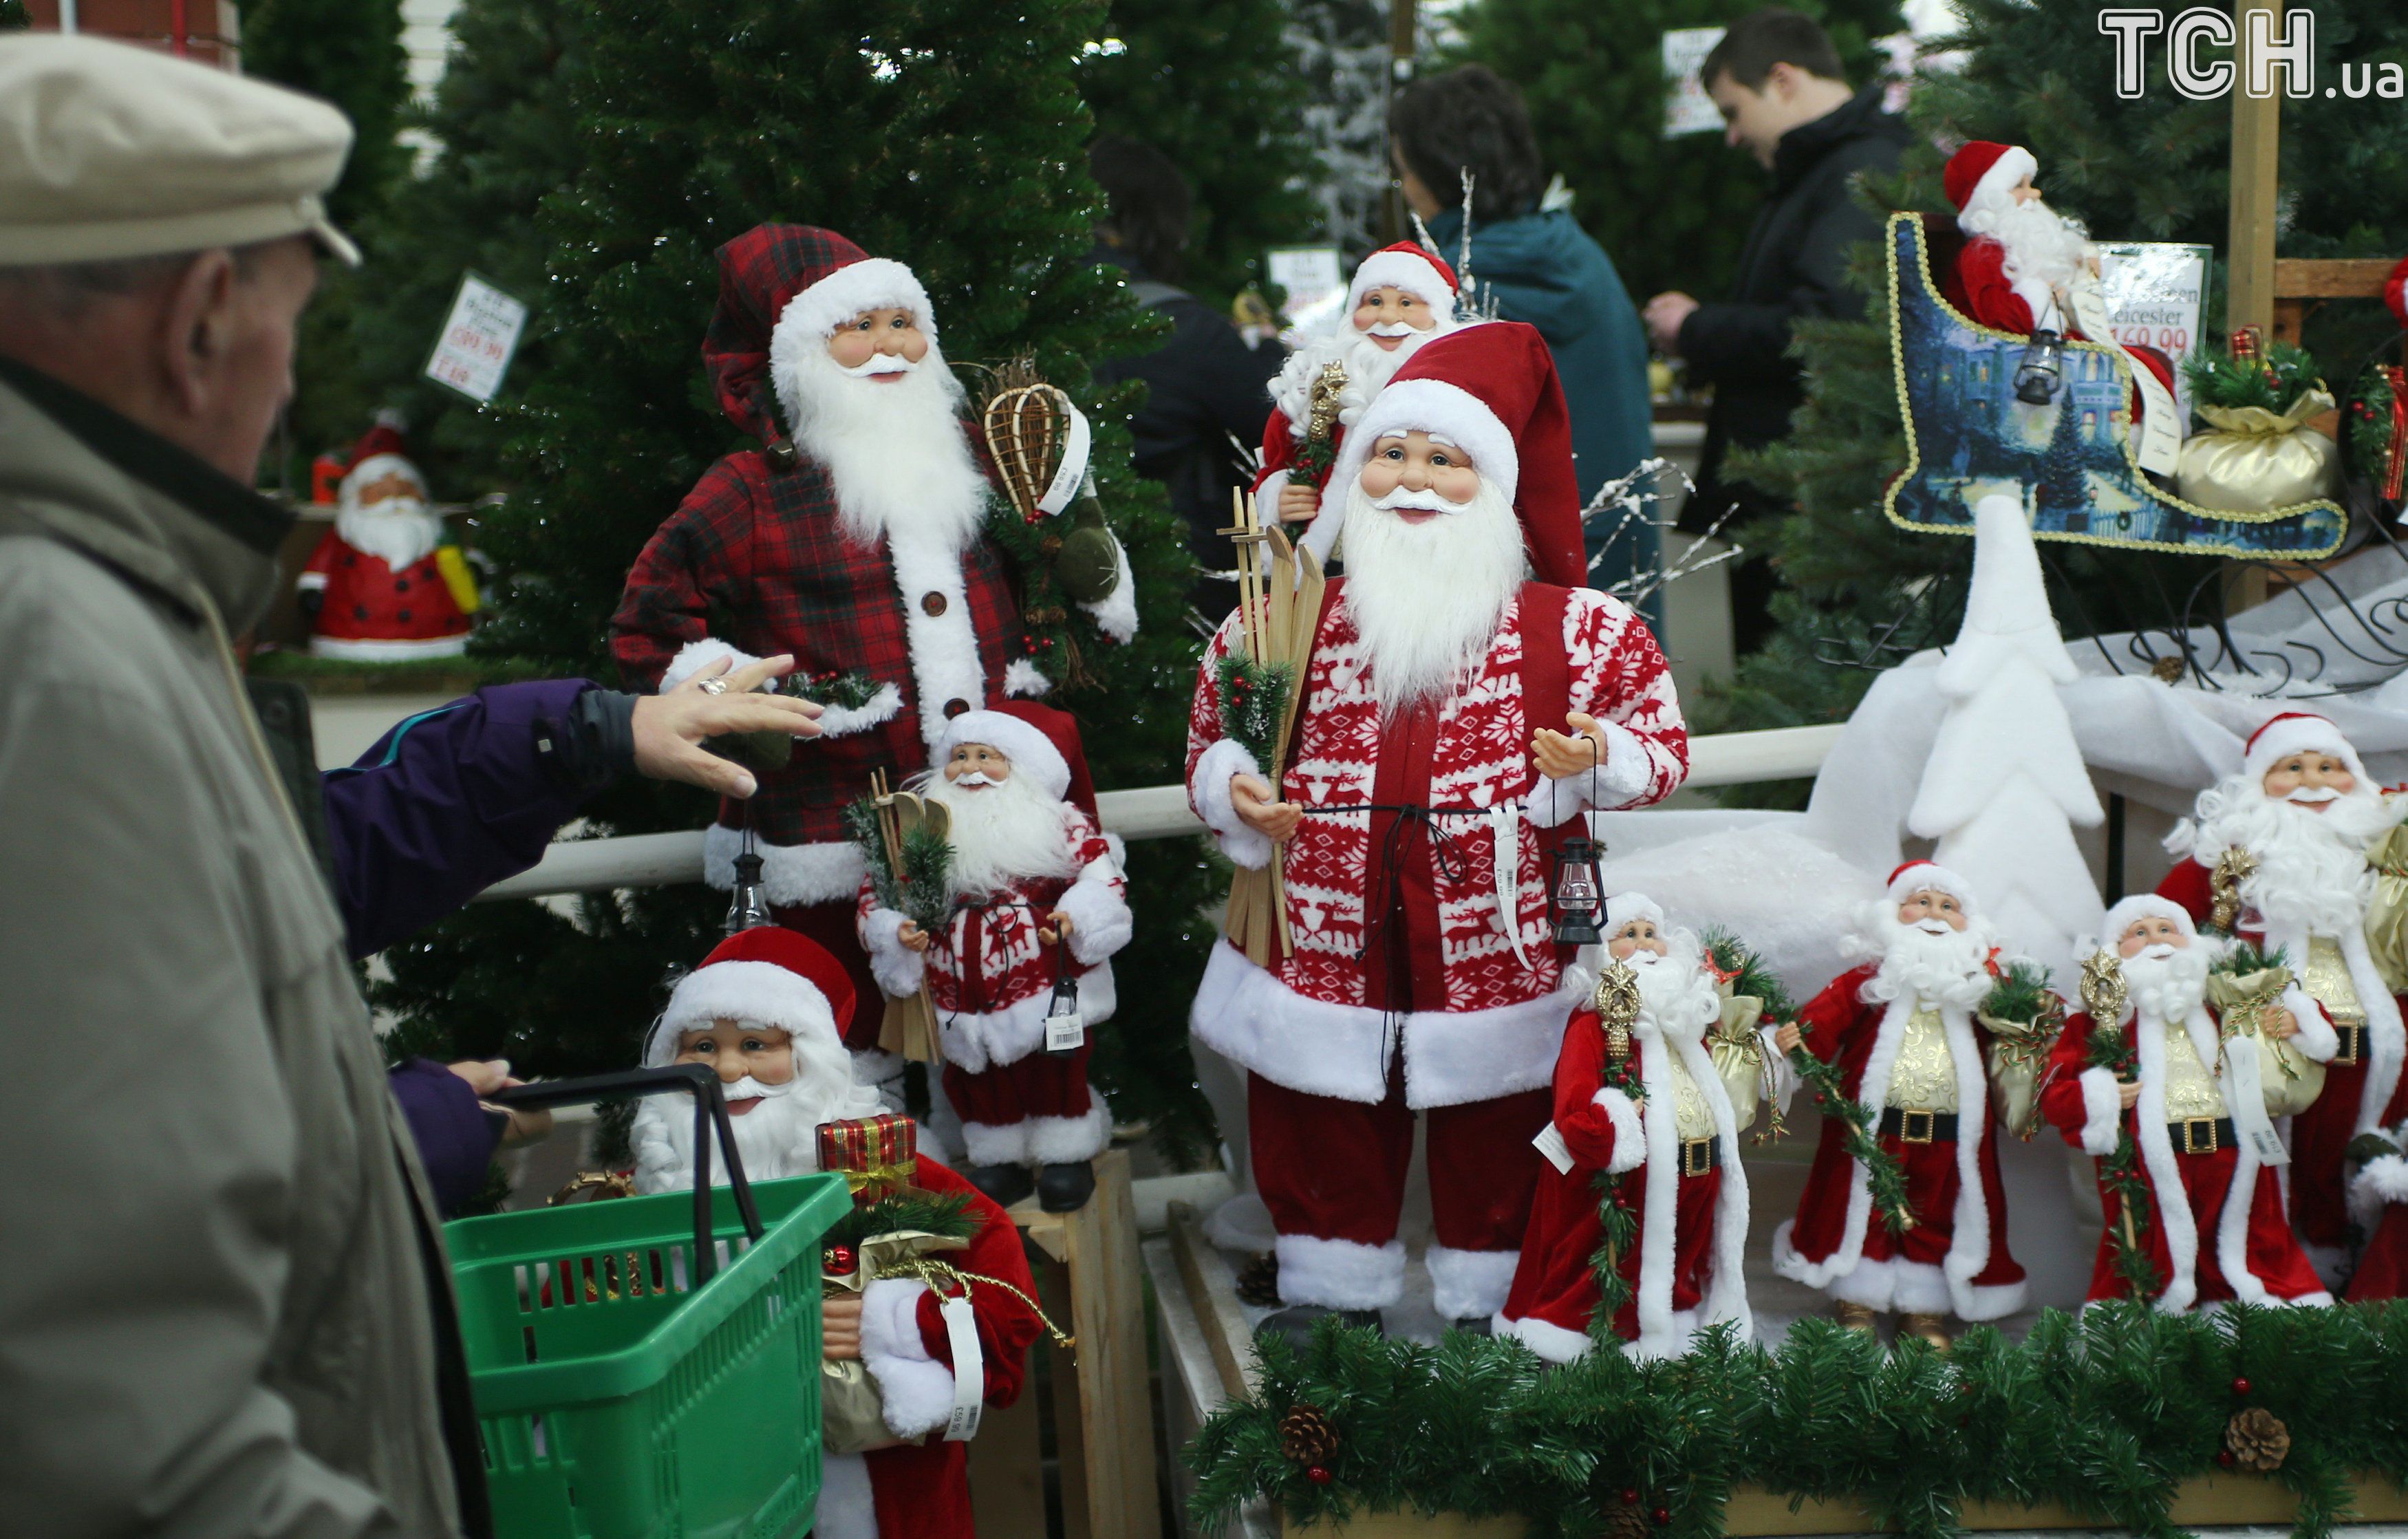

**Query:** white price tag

left=1045, top=1007, right=1085, bottom=1053
left=940, top=1293, right=983, bottom=1441
left=2250, top=1126, right=2290, bottom=1166
left=2070, top=279, right=2181, bottom=477
left=422, top=272, right=529, bottom=405
left=1531, top=1122, right=1574, bottom=1175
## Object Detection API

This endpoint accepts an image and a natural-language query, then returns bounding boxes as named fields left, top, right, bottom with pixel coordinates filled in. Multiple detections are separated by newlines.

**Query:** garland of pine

left=1293, top=433, right=1338, bottom=483
left=1213, top=652, right=1298, bottom=768
left=786, top=667, right=889, bottom=711
left=1584, top=1003, right=1648, bottom=1352
left=2084, top=1009, right=2160, bottom=1302
left=844, top=797, right=954, bottom=934
left=2184, top=337, right=2325, bottom=417
left=978, top=490, right=1109, bottom=689
left=1188, top=1300, right=2408, bottom=1539
left=1761, top=962, right=1916, bottom=1233
left=824, top=1188, right=976, bottom=1253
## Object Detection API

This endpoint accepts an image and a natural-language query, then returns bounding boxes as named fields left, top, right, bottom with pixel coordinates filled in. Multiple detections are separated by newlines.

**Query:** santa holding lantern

left=1186, top=321, right=1688, bottom=1339
left=297, top=411, right=477, bottom=659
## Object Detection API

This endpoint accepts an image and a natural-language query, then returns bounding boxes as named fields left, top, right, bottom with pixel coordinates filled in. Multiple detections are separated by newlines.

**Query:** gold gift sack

left=2363, top=808, right=2408, bottom=995
left=821, top=1227, right=970, bottom=1456
left=2175, top=390, right=2339, bottom=515
left=1710, top=986, right=1770, bottom=1133
left=1976, top=1003, right=2060, bottom=1141
left=2205, top=965, right=2325, bottom=1119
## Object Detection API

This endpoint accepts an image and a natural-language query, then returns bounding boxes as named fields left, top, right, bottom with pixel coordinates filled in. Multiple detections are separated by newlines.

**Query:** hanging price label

left=1531, top=1122, right=1575, bottom=1175
left=2071, top=278, right=2182, bottom=477
left=1045, top=1005, right=1086, bottom=1054
left=941, top=1293, right=984, bottom=1441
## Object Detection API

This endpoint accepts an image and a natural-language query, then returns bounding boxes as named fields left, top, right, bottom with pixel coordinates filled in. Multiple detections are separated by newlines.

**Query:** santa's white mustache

left=2137, top=943, right=2180, bottom=961
left=1368, top=485, right=1470, bottom=514
left=716, top=1075, right=791, bottom=1102
left=839, top=353, right=917, bottom=378
left=1913, top=918, right=1953, bottom=935
left=952, top=771, right=999, bottom=788
left=1364, top=321, right=1419, bottom=338
left=2286, top=786, right=2342, bottom=804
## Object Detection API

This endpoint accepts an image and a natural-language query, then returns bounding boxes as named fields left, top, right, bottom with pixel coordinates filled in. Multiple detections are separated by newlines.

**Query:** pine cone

left=1278, top=1403, right=1339, bottom=1465
left=1606, top=1502, right=1653, bottom=1539
left=2225, top=1407, right=2291, bottom=1472
left=1235, top=1253, right=1282, bottom=1308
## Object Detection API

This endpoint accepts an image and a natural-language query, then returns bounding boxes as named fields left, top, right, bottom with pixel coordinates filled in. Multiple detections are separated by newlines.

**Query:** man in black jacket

left=1642, top=8, right=1909, bottom=652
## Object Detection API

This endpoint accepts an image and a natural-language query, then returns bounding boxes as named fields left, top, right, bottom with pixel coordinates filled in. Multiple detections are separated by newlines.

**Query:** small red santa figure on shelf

left=297, top=411, right=476, bottom=660
left=629, top=926, right=1043, bottom=1539
left=1187, top=321, right=1688, bottom=1341
left=1496, top=894, right=1752, bottom=1362
left=1254, top=241, right=1461, bottom=531
left=2041, top=894, right=2334, bottom=1311
left=1770, top=861, right=2026, bottom=1347
left=2159, top=711, right=2408, bottom=1282
left=858, top=700, right=1130, bottom=1214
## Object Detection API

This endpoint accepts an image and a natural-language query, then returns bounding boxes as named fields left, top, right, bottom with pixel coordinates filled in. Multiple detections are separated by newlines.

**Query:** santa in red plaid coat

left=1187, top=321, right=1688, bottom=1337
left=857, top=701, right=1130, bottom=1214
left=613, top=224, right=1135, bottom=1052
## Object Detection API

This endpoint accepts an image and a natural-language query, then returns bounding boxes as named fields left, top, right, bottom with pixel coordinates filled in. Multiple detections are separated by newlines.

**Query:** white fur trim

left=2077, top=1066, right=2123, bottom=1157
left=2129, top=1002, right=2203, bottom=1313
left=2279, top=983, right=2339, bottom=1062
left=960, top=1118, right=1029, bottom=1167
left=1528, top=719, right=1655, bottom=828
left=937, top=965, right=1118, bottom=1075
left=1886, top=861, right=1979, bottom=909
left=308, top=633, right=469, bottom=661
left=1950, top=1278, right=2030, bottom=1319
left=859, top=1278, right=956, bottom=1440
left=2254, top=916, right=2404, bottom=1132
left=1426, top=1245, right=1520, bottom=1321
left=646, top=958, right=842, bottom=1064
left=1256, top=466, right=1293, bottom=505
left=1348, top=248, right=1459, bottom=319
left=1190, top=942, right=1576, bottom=1108
left=1603, top=894, right=1664, bottom=932
left=1595, top=1088, right=1646, bottom=1175
left=815, top=682, right=904, bottom=738
left=1957, top=145, right=2037, bottom=223
left=1026, top=1099, right=1112, bottom=1163
left=702, top=823, right=866, bottom=905
left=1624, top=1028, right=1751, bottom=1357
left=1002, top=657, right=1051, bottom=699
left=2243, top=712, right=2369, bottom=787
left=814, top=1453, right=877, bottom=1539
left=1342, top=377, right=1518, bottom=506
left=340, top=451, right=425, bottom=503
left=1816, top=1250, right=1953, bottom=1315
left=1271, top=1234, right=1406, bottom=1310
left=1499, top=1311, right=1593, bottom=1364
left=884, top=524, right=987, bottom=749
left=2352, top=1152, right=2408, bottom=1237
left=2099, top=894, right=2195, bottom=943
left=1078, top=536, right=1139, bottom=644
left=768, top=257, right=938, bottom=433
left=859, top=906, right=926, bottom=1000
left=1057, top=868, right=1133, bottom=965
left=937, top=710, right=1069, bottom=799
left=660, top=637, right=763, bottom=692
left=1933, top=996, right=2004, bottom=1320
left=294, top=570, right=327, bottom=591
left=1190, top=738, right=1273, bottom=870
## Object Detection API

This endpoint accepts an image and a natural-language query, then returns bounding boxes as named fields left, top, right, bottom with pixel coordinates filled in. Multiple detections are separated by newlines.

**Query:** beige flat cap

left=0, top=33, right=359, bottom=268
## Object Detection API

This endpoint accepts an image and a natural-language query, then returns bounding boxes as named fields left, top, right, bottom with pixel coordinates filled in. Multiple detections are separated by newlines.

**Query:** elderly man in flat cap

left=0, top=35, right=829, bottom=1539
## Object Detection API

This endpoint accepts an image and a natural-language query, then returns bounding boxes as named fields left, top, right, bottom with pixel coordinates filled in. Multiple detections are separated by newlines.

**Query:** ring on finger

left=696, top=676, right=729, bottom=696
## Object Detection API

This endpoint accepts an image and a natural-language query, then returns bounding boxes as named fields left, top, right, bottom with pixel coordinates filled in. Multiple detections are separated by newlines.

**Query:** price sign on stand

left=423, top=272, right=530, bottom=404
left=1267, top=246, right=1346, bottom=336
left=2096, top=243, right=2211, bottom=429
left=1662, top=28, right=1728, bottom=138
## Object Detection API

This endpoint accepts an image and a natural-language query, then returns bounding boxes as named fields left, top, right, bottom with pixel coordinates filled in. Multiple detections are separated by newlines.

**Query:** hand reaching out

left=1230, top=773, right=1301, bottom=841
left=632, top=653, right=824, bottom=799
left=1531, top=712, right=1609, bottom=781
left=895, top=920, right=933, bottom=954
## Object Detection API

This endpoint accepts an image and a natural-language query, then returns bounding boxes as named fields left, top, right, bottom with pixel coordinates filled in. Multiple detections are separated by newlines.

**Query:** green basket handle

left=488, top=1065, right=766, bottom=1287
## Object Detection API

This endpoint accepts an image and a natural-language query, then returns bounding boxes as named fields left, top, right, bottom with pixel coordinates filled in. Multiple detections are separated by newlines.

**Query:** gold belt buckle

left=2180, top=1117, right=2218, bottom=1156
left=1898, top=1109, right=1936, bottom=1144
left=2335, top=1022, right=2363, bottom=1066
left=1681, top=1138, right=1713, bottom=1176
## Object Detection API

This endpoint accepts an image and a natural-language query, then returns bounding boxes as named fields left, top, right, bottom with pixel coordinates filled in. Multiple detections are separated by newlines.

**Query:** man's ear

left=1763, top=61, right=1799, bottom=103
left=158, top=248, right=238, bottom=418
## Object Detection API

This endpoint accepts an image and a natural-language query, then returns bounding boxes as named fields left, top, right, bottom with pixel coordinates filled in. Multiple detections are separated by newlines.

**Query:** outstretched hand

left=1230, top=773, right=1302, bottom=842
left=1531, top=711, right=1608, bottom=781
left=632, top=653, right=825, bottom=799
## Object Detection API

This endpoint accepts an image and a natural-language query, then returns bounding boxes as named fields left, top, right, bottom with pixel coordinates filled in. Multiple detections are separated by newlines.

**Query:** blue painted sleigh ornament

left=1882, top=213, right=2345, bottom=559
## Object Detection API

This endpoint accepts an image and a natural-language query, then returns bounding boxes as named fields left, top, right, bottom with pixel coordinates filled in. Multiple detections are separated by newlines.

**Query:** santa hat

left=2098, top=893, right=2197, bottom=947
left=338, top=408, right=425, bottom=504
left=1604, top=892, right=1665, bottom=932
left=935, top=700, right=1099, bottom=822
left=702, top=223, right=938, bottom=446
left=1309, top=321, right=1586, bottom=588
left=643, top=926, right=857, bottom=1067
left=1886, top=860, right=1979, bottom=910
left=2242, top=711, right=2369, bottom=786
left=1346, top=241, right=1461, bottom=325
left=1944, top=141, right=2037, bottom=222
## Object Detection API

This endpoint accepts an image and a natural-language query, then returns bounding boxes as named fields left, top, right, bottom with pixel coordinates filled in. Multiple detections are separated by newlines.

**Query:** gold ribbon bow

left=837, top=1161, right=918, bottom=1198
left=1593, top=958, right=1642, bottom=1064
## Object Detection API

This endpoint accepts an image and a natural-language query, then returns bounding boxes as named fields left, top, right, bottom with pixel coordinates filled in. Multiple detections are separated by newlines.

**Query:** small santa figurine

left=630, top=926, right=1044, bottom=1539
left=1496, top=894, right=1752, bottom=1362
left=1254, top=241, right=1461, bottom=530
left=2041, top=894, right=2334, bottom=1311
left=2159, top=711, right=2408, bottom=1282
left=297, top=411, right=475, bottom=660
left=1187, top=322, right=1688, bottom=1340
left=1770, top=861, right=2027, bottom=1346
left=857, top=700, right=1130, bottom=1214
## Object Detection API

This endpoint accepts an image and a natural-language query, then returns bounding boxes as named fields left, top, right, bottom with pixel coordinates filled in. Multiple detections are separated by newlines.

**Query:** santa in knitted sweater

left=1496, top=894, right=1753, bottom=1362
left=857, top=700, right=1130, bottom=1214
left=1187, top=321, right=1688, bottom=1338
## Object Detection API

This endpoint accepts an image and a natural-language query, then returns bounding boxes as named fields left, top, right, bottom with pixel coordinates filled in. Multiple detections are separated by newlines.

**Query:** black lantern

left=1549, top=834, right=1606, bottom=947
left=723, top=828, right=771, bottom=935
left=2013, top=329, right=2065, bottom=405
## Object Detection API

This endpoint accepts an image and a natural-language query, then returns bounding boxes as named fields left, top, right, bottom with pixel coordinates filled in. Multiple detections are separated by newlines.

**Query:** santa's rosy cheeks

left=1896, top=888, right=1968, bottom=933
left=826, top=305, right=928, bottom=380
left=2261, top=752, right=2354, bottom=808
left=1353, top=285, right=1437, bottom=347
left=672, top=1019, right=795, bottom=1114
left=352, top=469, right=424, bottom=507
left=1607, top=918, right=1670, bottom=961
left=944, top=741, right=1012, bottom=786
left=2117, top=915, right=2188, bottom=957
left=1358, top=430, right=1479, bottom=515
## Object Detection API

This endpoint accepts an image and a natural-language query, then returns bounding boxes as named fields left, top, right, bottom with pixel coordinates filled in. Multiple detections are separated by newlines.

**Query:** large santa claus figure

left=2159, top=711, right=2408, bottom=1280
left=1497, top=894, right=1752, bottom=1362
left=2041, top=894, right=2334, bottom=1311
left=1770, top=862, right=2027, bottom=1347
left=630, top=927, right=1044, bottom=1539
left=1254, top=241, right=1460, bottom=530
left=614, top=224, right=1134, bottom=1045
left=297, top=412, right=475, bottom=659
left=858, top=700, right=1130, bottom=1213
left=1186, top=321, right=1689, bottom=1338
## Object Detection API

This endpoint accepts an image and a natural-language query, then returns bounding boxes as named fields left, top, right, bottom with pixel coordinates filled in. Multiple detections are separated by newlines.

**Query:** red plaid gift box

left=817, top=1113, right=917, bottom=1201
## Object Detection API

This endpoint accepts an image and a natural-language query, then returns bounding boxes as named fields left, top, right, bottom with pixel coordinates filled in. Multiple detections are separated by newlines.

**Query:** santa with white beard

left=2159, top=711, right=2408, bottom=1280
left=615, top=224, right=1135, bottom=1057
left=1497, top=895, right=1752, bottom=1362
left=1771, top=863, right=2027, bottom=1346
left=857, top=700, right=1130, bottom=1214
left=1186, top=321, right=1688, bottom=1339
left=2039, top=895, right=2334, bottom=1312
left=630, top=925, right=1044, bottom=1539
left=297, top=412, right=475, bottom=659
left=1254, top=241, right=1460, bottom=531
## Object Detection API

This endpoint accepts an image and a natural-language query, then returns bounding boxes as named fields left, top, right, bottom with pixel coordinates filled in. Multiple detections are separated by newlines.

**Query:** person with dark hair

left=1087, top=134, right=1283, bottom=609
left=1389, top=64, right=1655, bottom=601
left=1641, top=7, right=1909, bottom=654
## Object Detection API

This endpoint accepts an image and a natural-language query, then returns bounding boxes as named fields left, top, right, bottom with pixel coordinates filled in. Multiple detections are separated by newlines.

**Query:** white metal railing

left=475, top=722, right=1842, bottom=902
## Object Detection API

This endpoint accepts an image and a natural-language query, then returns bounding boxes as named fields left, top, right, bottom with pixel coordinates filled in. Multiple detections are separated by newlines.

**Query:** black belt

left=1678, top=1137, right=1718, bottom=1176
left=1879, top=1107, right=1959, bottom=1143
left=2169, top=1116, right=2237, bottom=1156
left=2334, top=1020, right=2365, bottom=1066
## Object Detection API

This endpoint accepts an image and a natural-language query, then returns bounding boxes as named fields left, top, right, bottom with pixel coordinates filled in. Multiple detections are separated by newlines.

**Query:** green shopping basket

left=446, top=1066, right=851, bottom=1539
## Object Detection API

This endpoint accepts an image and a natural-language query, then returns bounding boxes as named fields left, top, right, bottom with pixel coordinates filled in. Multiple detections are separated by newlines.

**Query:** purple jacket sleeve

left=323, top=678, right=599, bottom=958
left=387, top=1058, right=505, bottom=1216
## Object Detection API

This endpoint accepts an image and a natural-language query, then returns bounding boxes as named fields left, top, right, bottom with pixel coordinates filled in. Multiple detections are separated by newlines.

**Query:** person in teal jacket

left=1392, top=65, right=1659, bottom=612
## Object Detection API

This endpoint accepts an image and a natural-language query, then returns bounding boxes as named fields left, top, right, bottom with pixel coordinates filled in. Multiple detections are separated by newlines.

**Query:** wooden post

left=2226, top=1, right=2281, bottom=343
